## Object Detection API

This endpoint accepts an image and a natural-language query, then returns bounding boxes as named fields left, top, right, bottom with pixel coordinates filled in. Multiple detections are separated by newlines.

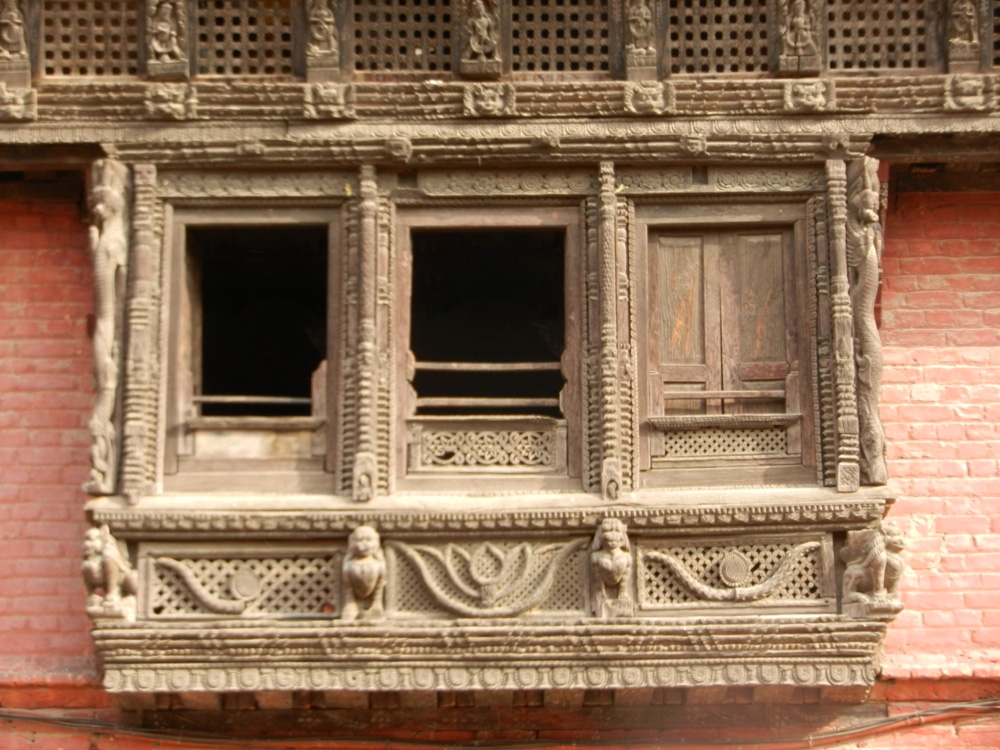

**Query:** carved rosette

left=83, top=525, right=138, bottom=621
left=777, top=0, right=821, bottom=74
left=841, top=521, right=905, bottom=618
left=145, top=0, right=189, bottom=79
left=460, top=0, right=501, bottom=78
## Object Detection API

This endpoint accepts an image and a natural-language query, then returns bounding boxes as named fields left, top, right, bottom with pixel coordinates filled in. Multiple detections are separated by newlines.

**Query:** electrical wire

left=1, top=697, right=999, bottom=749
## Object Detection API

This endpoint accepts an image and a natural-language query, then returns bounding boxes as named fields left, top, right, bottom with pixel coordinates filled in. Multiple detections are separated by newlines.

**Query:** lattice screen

left=352, top=0, right=453, bottom=72
left=41, top=1, right=140, bottom=77
left=826, top=0, right=930, bottom=70
left=660, top=426, right=787, bottom=458
left=993, top=0, right=1000, bottom=67
left=510, top=0, right=610, bottom=73
left=419, top=430, right=556, bottom=468
left=196, top=0, right=294, bottom=76
left=638, top=540, right=825, bottom=609
left=665, top=0, right=769, bottom=74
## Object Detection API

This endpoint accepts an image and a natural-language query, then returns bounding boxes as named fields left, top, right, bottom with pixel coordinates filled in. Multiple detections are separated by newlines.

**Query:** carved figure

left=590, top=519, right=634, bottom=617
left=0, top=81, right=33, bottom=119
left=949, top=0, right=979, bottom=47
left=846, top=157, right=888, bottom=485
left=781, top=0, right=818, bottom=55
left=84, top=160, right=128, bottom=496
left=841, top=521, right=904, bottom=616
left=945, top=75, right=991, bottom=111
left=624, top=82, right=673, bottom=115
left=784, top=80, right=831, bottom=111
left=626, top=0, right=654, bottom=52
left=466, top=0, right=497, bottom=61
left=463, top=83, right=515, bottom=117
left=307, top=0, right=339, bottom=59
left=341, top=525, right=386, bottom=620
left=82, top=525, right=138, bottom=621
left=0, top=0, right=26, bottom=60
left=148, top=0, right=184, bottom=62
left=145, top=83, right=198, bottom=119
left=303, top=83, right=354, bottom=119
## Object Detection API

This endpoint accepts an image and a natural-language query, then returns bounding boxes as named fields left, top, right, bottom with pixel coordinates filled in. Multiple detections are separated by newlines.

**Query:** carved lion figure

left=590, top=518, right=634, bottom=618
left=341, top=525, right=386, bottom=620
left=82, top=525, right=138, bottom=620
left=841, top=521, right=904, bottom=614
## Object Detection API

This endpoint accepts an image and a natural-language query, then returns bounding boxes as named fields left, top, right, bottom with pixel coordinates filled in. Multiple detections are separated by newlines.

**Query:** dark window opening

left=410, top=229, right=565, bottom=417
left=190, top=226, right=327, bottom=417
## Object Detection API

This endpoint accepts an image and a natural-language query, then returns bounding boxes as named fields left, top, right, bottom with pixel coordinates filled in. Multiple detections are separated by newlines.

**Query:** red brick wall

left=2, top=182, right=1000, bottom=747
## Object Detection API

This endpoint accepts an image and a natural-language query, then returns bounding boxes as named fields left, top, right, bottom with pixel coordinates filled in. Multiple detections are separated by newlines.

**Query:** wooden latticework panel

left=826, top=0, right=930, bottom=71
left=510, top=0, right=610, bottom=73
left=352, top=0, right=454, bottom=73
left=196, top=0, right=294, bottom=77
left=665, top=0, right=769, bottom=74
left=42, top=1, right=139, bottom=77
left=993, top=0, right=1000, bottom=67
left=661, top=426, right=787, bottom=458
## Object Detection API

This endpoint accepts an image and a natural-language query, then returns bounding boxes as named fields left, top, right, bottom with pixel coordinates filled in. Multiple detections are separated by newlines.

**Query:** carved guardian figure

left=341, top=525, right=386, bottom=620
left=82, top=525, right=138, bottom=621
left=590, top=519, right=634, bottom=618
left=841, top=521, right=904, bottom=617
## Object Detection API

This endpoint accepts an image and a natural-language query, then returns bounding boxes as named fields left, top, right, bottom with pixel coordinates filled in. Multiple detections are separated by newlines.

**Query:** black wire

left=1, top=698, right=999, bottom=749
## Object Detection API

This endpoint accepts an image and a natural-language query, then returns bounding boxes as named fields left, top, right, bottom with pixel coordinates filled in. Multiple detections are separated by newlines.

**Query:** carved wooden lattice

left=993, top=0, right=1000, bottom=67
left=41, top=1, right=139, bottom=77
left=826, top=0, right=930, bottom=70
left=510, top=0, right=610, bottom=72
left=352, top=0, right=454, bottom=72
left=638, top=540, right=825, bottom=608
left=666, top=0, right=769, bottom=74
left=150, top=556, right=340, bottom=617
left=660, top=426, right=787, bottom=458
left=419, top=430, right=556, bottom=467
left=195, top=0, right=294, bottom=77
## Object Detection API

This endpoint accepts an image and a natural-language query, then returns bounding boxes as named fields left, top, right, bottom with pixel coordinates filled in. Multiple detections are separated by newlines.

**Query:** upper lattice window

left=827, top=0, right=930, bottom=70
left=666, top=0, right=768, bottom=74
left=41, top=1, right=139, bottom=77
left=352, top=0, right=453, bottom=73
left=510, top=0, right=610, bottom=73
left=196, top=0, right=294, bottom=77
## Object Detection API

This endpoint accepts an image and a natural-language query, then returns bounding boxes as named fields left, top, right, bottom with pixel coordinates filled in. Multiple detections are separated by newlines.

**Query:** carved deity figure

left=466, top=0, right=497, bottom=61
left=307, top=0, right=339, bottom=59
left=590, top=519, right=634, bottom=618
left=84, top=160, right=128, bottom=496
left=626, top=0, right=654, bottom=52
left=841, top=521, right=904, bottom=616
left=949, top=0, right=979, bottom=45
left=781, top=0, right=818, bottom=55
left=341, top=525, right=386, bottom=620
left=846, top=158, right=888, bottom=486
left=82, top=525, right=139, bottom=621
left=0, top=0, right=25, bottom=60
left=149, top=0, right=184, bottom=62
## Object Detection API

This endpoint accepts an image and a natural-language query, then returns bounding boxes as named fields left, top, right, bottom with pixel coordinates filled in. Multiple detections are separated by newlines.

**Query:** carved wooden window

left=639, top=211, right=814, bottom=488
left=510, top=0, right=611, bottom=73
left=195, top=0, right=295, bottom=77
left=41, top=1, right=140, bottom=78
left=396, top=209, right=582, bottom=488
left=166, top=210, right=340, bottom=492
left=826, top=0, right=933, bottom=71
left=351, top=0, right=454, bottom=73
left=665, top=0, right=769, bottom=74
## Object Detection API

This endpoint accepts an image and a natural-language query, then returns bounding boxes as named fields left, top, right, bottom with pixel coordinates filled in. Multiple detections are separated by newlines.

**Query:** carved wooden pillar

left=0, top=0, right=30, bottom=88
left=825, top=159, right=860, bottom=493
left=946, top=0, right=982, bottom=72
left=623, top=0, right=657, bottom=80
left=353, top=165, right=379, bottom=502
left=119, top=164, right=160, bottom=503
left=775, top=0, right=822, bottom=75
left=597, top=163, right=623, bottom=500
left=144, top=0, right=190, bottom=80
left=305, top=0, right=342, bottom=82
left=459, top=0, right=502, bottom=79
left=84, top=159, right=129, bottom=497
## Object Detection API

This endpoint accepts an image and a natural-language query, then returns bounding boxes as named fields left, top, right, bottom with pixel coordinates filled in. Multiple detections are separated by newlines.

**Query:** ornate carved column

left=825, top=159, right=860, bottom=492
left=946, top=0, right=982, bottom=72
left=120, top=164, right=160, bottom=504
left=306, top=0, right=342, bottom=82
left=597, top=162, right=623, bottom=500
left=459, top=0, right=501, bottom=78
left=353, top=165, right=379, bottom=501
left=145, top=0, right=190, bottom=80
left=776, top=0, right=822, bottom=75
left=84, top=159, right=129, bottom=496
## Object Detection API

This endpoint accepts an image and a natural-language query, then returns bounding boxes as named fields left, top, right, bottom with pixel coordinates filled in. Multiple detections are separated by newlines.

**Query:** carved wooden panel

left=665, top=0, right=769, bottom=74
left=826, top=0, right=934, bottom=72
left=351, top=0, right=454, bottom=73
left=195, top=0, right=294, bottom=77
left=41, top=1, right=139, bottom=78
left=659, top=425, right=788, bottom=458
left=510, top=0, right=611, bottom=73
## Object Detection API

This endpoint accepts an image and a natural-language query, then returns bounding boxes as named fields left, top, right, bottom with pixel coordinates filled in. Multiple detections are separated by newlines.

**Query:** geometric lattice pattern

left=666, top=0, right=769, bottom=74
left=826, top=0, right=931, bottom=71
left=638, top=540, right=823, bottom=608
left=41, top=1, right=140, bottom=77
left=420, top=430, right=556, bottom=467
left=352, top=0, right=454, bottom=72
left=510, top=0, right=610, bottom=73
left=661, top=426, right=787, bottom=458
left=150, top=556, right=340, bottom=617
left=388, top=541, right=587, bottom=616
left=195, top=0, right=294, bottom=77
